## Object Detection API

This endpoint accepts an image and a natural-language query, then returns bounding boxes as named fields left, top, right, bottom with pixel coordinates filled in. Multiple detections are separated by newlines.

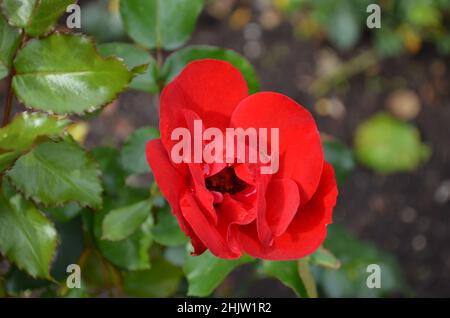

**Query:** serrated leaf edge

left=12, top=32, right=134, bottom=116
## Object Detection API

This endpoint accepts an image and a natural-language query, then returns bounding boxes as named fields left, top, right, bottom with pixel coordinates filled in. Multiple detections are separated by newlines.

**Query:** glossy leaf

left=123, top=258, right=183, bottom=297
left=152, top=205, right=188, bottom=247
left=163, top=45, right=260, bottom=94
left=262, top=260, right=309, bottom=298
left=7, top=141, right=103, bottom=208
left=0, top=151, right=20, bottom=172
left=184, top=251, right=253, bottom=297
left=354, top=112, right=431, bottom=174
left=0, top=182, right=58, bottom=279
left=120, top=127, right=160, bottom=175
left=94, top=188, right=153, bottom=271
left=120, top=0, right=203, bottom=50
left=323, top=138, right=355, bottom=186
left=102, top=200, right=152, bottom=241
left=13, top=34, right=132, bottom=114
left=0, top=14, right=21, bottom=79
left=0, top=112, right=69, bottom=152
left=98, top=42, right=159, bottom=93
left=1, top=0, right=74, bottom=36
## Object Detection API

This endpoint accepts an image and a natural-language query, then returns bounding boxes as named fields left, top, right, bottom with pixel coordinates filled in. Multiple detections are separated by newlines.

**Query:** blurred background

left=2, top=0, right=449, bottom=297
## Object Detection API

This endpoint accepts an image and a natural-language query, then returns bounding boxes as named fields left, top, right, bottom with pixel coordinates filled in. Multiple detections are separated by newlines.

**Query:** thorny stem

left=153, top=47, right=165, bottom=113
left=1, top=75, right=14, bottom=128
left=1, top=33, right=29, bottom=127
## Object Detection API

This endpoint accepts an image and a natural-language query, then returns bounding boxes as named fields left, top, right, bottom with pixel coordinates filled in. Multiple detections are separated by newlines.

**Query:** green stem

left=153, top=47, right=165, bottom=113
left=1, top=33, right=28, bottom=127
left=1, top=75, right=14, bottom=128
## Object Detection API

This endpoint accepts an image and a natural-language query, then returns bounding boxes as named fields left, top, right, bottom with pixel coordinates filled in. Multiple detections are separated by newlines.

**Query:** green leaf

left=163, top=45, right=260, bottom=94
left=323, top=138, right=355, bottom=186
left=184, top=251, right=253, bottom=297
left=102, top=200, right=152, bottom=241
left=98, top=42, right=159, bottom=93
left=96, top=213, right=153, bottom=271
left=0, top=181, right=58, bottom=279
left=120, top=127, right=160, bottom=175
left=0, top=151, right=20, bottom=172
left=0, top=112, right=69, bottom=152
left=354, top=112, right=431, bottom=174
left=1, top=0, right=74, bottom=37
left=94, top=188, right=153, bottom=271
left=123, top=258, right=183, bottom=297
left=262, top=260, right=310, bottom=297
left=152, top=205, right=188, bottom=247
left=309, top=246, right=341, bottom=270
left=7, top=141, right=103, bottom=208
left=91, top=147, right=126, bottom=195
left=314, top=224, right=405, bottom=297
left=120, top=0, right=203, bottom=50
left=12, top=34, right=132, bottom=114
left=0, top=14, right=22, bottom=79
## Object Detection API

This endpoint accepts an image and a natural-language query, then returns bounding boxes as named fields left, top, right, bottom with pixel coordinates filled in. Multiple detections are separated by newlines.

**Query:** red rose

left=146, top=59, right=338, bottom=260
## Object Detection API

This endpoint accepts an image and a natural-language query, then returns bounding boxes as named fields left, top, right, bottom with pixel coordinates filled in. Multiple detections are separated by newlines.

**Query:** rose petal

left=231, top=92, right=324, bottom=204
left=217, top=193, right=256, bottom=254
left=237, top=162, right=338, bottom=260
left=180, top=191, right=241, bottom=259
left=266, top=178, right=300, bottom=237
left=146, top=139, right=206, bottom=255
left=160, top=59, right=249, bottom=154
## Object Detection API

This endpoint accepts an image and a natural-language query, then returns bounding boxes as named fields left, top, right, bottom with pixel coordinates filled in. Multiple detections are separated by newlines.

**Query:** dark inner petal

left=205, top=166, right=249, bottom=194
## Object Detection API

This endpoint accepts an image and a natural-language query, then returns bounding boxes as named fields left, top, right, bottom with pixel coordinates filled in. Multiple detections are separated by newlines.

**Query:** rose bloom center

left=205, top=166, right=249, bottom=194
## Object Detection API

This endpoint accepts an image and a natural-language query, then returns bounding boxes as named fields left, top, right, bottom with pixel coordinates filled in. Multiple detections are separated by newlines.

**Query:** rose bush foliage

left=0, top=0, right=405, bottom=298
